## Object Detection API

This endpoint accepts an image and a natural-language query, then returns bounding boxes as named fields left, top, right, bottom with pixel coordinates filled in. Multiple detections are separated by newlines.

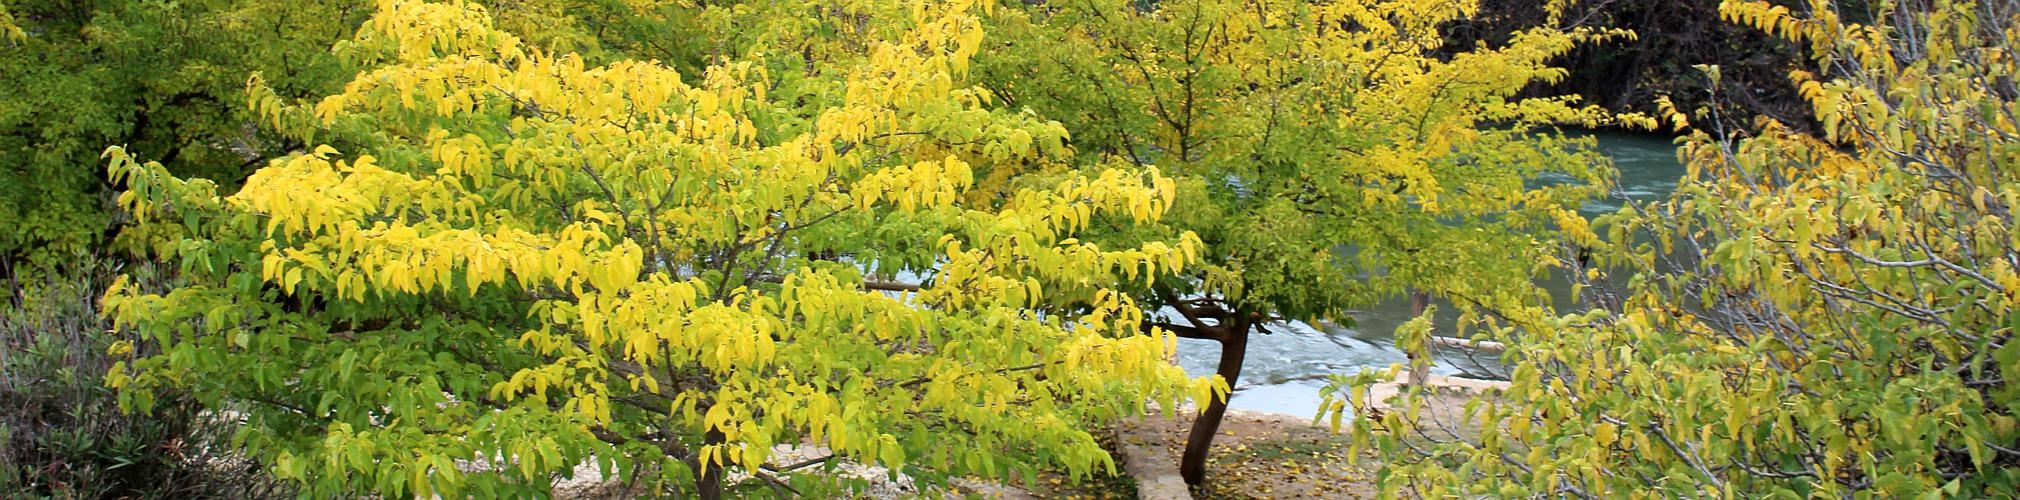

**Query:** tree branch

left=751, top=274, right=921, bottom=292
left=892, top=362, right=1048, bottom=390
left=1143, top=320, right=1225, bottom=342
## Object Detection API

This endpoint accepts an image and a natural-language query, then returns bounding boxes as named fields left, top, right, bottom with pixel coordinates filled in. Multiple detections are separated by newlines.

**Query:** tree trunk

left=695, top=428, right=727, bottom=500
left=1406, top=291, right=1432, bottom=387
left=1179, top=326, right=1248, bottom=486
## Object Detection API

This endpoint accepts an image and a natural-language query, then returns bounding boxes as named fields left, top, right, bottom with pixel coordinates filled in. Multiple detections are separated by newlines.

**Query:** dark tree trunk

left=694, top=428, right=727, bottom=500
left=1179, top=324, right=1248, bottom=486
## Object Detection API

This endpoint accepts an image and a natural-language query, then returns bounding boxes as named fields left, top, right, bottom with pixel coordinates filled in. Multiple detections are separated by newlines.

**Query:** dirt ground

left=1105, top=376, right=1509, bottom=500
left=1116, top=410, right=1381, bottom=499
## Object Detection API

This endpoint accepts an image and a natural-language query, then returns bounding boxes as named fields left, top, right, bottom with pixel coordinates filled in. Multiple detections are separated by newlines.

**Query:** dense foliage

left=4, top=0, right=2011, bottom=496
left=0, top=2, right=744, bottom=496
left=1337, top=0, right=2020, bottom=496
left=0, top=0, right=369, bottom=264
left=101, top=0, right=1215, bottom=496
left=977, top=0, right=1643, bottom=483
left=0, top=0, right=696, bottom=266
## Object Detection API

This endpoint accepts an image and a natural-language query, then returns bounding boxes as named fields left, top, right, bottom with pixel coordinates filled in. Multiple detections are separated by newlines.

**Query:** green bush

left=1, top=257, right=286, bottom=499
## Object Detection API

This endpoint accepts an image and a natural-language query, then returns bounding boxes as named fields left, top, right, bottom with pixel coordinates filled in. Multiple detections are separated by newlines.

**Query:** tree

left=0, top=0, right=695, bottom=268
left=976, top=0, right=1644, bottom=485
left=102, top=0, right=1217, bottom=497
left=1335, top=0, right=2020, bottom=496
left=0, top=0, right=370, bottom=265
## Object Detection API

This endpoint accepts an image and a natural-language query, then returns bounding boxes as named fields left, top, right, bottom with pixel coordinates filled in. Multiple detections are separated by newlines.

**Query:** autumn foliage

left=10, top=0, right=2011, bottom=497
left=1335, top=0, right=2020, bottom=496
left=101, top=0, right=1216, bottom=496
left=975, top=0, right=1648, bottom=484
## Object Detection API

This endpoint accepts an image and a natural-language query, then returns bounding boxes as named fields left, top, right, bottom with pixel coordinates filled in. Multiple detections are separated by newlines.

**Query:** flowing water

left=1172, top=131, right=1689, bottom=417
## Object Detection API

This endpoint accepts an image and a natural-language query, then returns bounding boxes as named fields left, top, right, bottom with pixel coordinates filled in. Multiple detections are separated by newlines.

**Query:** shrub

left=1, top=257, right=285, bottom=499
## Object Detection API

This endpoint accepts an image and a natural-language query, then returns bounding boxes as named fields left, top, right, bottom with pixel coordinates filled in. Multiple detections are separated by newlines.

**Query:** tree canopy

left=0, top=0, right=716, bottom=267
left=0, top=0, right=363, bottom=263
left=102, top=0, right=1216, bottom=496
left=974, top=0, right=1647, bottom=483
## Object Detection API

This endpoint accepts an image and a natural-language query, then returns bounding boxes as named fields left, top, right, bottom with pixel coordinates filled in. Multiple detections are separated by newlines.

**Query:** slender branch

left=748, top=469, right=802, bottom=497
left=861, top=279, right=922, bottom=292
left=1641, top=418, right=1726, bottom=489
left=1812, top=243, right=2005, bottom=293
left=892, top=362, right=1048, bottom=390
left=591, top=427, right=691, bottom=460
left=750, top=274, right=921, bottom=292
left=761, top=455, right=835, bottom=474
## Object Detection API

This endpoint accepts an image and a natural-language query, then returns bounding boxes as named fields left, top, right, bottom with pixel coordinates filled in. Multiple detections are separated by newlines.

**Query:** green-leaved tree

left=0, top=0, right=372, bottom=264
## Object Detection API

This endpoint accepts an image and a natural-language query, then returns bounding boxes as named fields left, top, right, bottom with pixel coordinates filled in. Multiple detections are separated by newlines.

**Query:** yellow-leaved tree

left=101, top=0, right=1217, bottom=496
left=1336, top=0, right=2020, bottom=496
left=976, top=0, right=1647, bottom=484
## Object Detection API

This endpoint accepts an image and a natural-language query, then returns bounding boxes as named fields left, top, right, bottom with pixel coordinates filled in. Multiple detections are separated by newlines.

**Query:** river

left=1171, top=131, right=1690, bottom=417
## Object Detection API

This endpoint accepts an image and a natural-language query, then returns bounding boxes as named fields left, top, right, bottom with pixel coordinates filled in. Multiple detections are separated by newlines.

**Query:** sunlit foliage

left=978, top=0, right=1647, bottom=484
left=1339, top=0, right=2020, bottom=496
left=101, top=0, right=1217, bottom=496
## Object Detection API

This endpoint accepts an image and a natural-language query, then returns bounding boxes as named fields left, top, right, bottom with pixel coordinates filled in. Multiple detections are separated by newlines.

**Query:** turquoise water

left=1173, top=131, right=1689, bottom=417
left=1575, top=131, right=1690, bottom=215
